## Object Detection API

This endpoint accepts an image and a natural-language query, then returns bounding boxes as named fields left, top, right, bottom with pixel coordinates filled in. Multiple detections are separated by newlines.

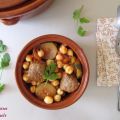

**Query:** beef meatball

left=60, top=73, right=79, bottom=93
left=28, top=61, right=46, bottom=83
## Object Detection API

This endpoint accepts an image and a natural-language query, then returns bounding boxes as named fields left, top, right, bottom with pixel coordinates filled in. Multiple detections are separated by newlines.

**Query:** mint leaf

left=77, top=26, right=86, bottom=36
left=0, top=40, right=3, bottom=45
left=44, top=63, right=59, bottom=81
left=80, top=17, right=90, bottom=23
left=49, top=63, right=57, bottom=73
left=0, top=45, right=7, bottom=52
left=0, top=84, right=5, bottom=93
left=0, top=53, right=11, bottom=69
left=47, top=73, right=58, bottom=81
left=0, top=40, right=7, bottom=53
left=73, top=9, right=80, bottom=21
left=73, top=5, right=84, bottom=21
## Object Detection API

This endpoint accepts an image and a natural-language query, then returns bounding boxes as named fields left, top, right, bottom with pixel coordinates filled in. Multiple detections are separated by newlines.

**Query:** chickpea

left=57, top=88, right=64, bottom=95
left=57, top=61, right=63, bottom=68
left=26, top=55, right=33, bottom=62
left=31, top=81, right=37, bottom=86
left=54, top=94, right=61, bottom=102
left=76, top=69, right=82, bottom=78
left=67, top=49, right=73, bottom=56
left=37, top=49, right=44, bottom=57
left=46, top=59, right=54, bottom=66
left=65, top=66, right=74, bottom=74
left=57, top=72, right=62, bottom=79
left=23, top=62, right=29, bottom=69
left=44, top=96, right=53, bottom=104
left=70, top=56, right=76, bottom=64
left=63, top=64, right=69, bottom=70
left=51, top=80, right=59, bottom=87
left=59, top=45, right=67, bottom=54
left=23, top=74, right=29, bottom=82
left=56, top=54, right=63, bottom=61
left=30, top=86, right=36, bottom=93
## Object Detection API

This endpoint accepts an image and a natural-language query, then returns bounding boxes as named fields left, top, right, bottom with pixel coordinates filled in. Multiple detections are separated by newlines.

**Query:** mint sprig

left=77, top=26, right=86, bottom=36
left=0, top=53, right=10, bottom=69
left=80, top=17, right=90, bottom=23
left=0, top=40, right=11, bottom=93
left=44, top=63, right=58, bottom=82
left=0, top=40, right=7, bottom=53
left=73, top=5, right=90, bottom=37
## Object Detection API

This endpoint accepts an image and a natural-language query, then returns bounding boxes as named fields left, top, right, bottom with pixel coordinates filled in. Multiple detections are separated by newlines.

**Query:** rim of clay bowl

left=0, top=0, right=50, bottom=18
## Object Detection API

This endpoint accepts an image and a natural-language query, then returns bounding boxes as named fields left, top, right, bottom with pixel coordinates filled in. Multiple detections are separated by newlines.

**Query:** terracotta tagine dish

left=15, top=34, right=89, bottom=109
left=0, top=0, right=53, bottom=25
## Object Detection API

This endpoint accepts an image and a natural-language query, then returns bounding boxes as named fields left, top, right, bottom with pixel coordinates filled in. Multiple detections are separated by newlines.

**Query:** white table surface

left=0, top=0, right=120, bottom=120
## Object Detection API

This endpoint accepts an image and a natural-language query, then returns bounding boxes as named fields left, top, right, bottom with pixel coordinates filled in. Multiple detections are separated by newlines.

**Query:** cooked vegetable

left=65, top=65, right=74, bottom=74
left=51, top=80, right=59, bottom=87
left=23, top=74, right=29, bottom=82
left=56, top=53, right=63, bottom=61
left=59, top=45, right=67, bottom=54
left=74, top=59, right=82, bottom=78
left=28, top=61, right=46, bottom=83
left=30, top=86, right=36, bottom=93
left=35, top=83, right=56, bottom=100
left=44, top=96, right=53, bottom=104
left=37, top=49, right=44, bottom=58
left=26, top=55, right=33, bottom=62
left=67, top=49, right=73, bottom=56
left=40, top=42, right=58, bottom=59
left=76, top=68, right=82, bottom=79
left=32, top=48, right=41, bottom=61
left=70, top=56, right=76, bottom=64
left=57, top=61, right=63, bottom=68
left=54, top=94, right=61, bottom=102
left=23, top=62, right=29, bottom=69
left=46, top=59, right=54, bottom=66
left=60, top=73, right=79, bottom=93
left=57, top=88, right=64, bottom=95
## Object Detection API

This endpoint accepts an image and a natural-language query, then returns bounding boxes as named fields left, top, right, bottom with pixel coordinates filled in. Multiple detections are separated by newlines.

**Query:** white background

left=0, top=0, right=120, bottom=120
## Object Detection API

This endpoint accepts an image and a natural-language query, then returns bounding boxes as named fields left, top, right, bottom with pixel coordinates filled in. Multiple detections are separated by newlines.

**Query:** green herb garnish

left=0, top=84, right=5, bottom=93
left=0, top=40, right=7, bottom=53
left=73, top=5, right=84, bottom=22
left=44, top=63, right=58, bottom=82
left=77, top=26, right=86, bottom=36
left=80, top=17, right=90, bottom=23
left=0, top=53, right=10, bottom=69
left=0, top=40, right=11, bottom=93
left=73, top=5, right=90, bottom=37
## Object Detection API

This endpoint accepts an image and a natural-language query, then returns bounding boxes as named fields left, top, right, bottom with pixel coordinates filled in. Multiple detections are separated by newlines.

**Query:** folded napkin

left=96, top=18, right=120, bottom=87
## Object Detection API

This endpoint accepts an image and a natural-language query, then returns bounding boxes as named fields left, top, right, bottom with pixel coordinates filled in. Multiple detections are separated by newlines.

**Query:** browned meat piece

left=35, top=83, right=56, bottom=100
left=28, top=61, right=46, bottom=83
left=60, top=73, right=79, bottom=93
left=40, top=42, right=58, bottom=59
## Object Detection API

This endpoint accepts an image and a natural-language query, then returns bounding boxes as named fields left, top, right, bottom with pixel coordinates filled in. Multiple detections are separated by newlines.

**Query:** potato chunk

left=35, top=83, right=56, bottom=100
left=40, top=42, right=58, bottom=59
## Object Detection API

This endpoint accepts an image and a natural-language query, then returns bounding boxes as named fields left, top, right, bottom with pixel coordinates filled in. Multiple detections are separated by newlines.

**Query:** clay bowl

left=15, top=34, right=89, bottom=109
left=0, top=0, right=53, bottom=25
